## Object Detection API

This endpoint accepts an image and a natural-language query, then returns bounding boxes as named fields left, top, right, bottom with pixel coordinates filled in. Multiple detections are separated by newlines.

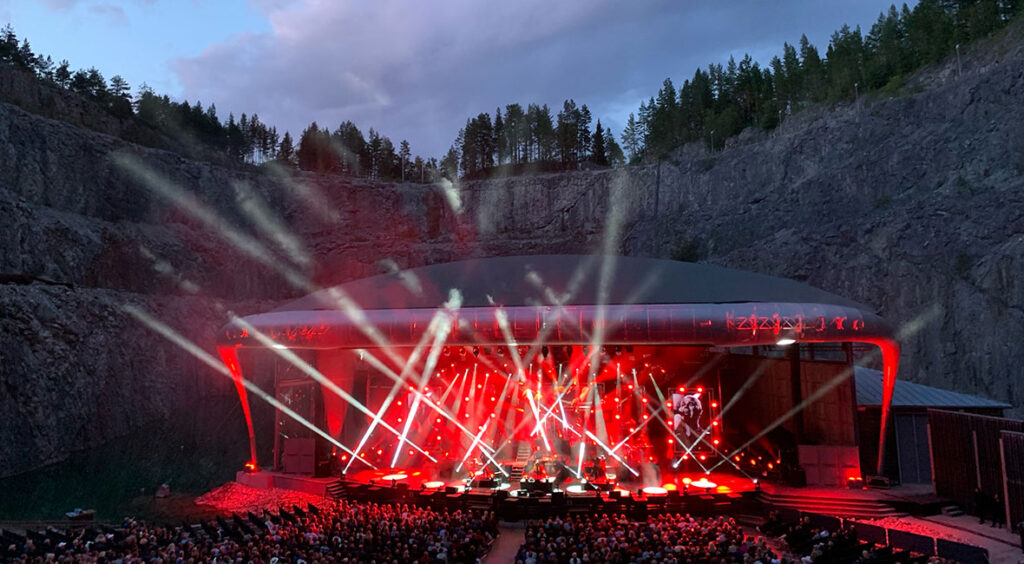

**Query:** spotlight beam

left=114, top=154, right=417, bottom=370
left=231, top=317, right=436, bottom=462
left=393, top=306, right=455, bottom=467
left=584, top=430, right=639, bottom=477
left=123, top=306, right=375, bottom=469
left=710, top=362, right=865, bottom=473
left=357, top=349, right=509, bottom=475
left=455, top=419, right=493, bottom=473
left=345, top=315, right=443, bottom=472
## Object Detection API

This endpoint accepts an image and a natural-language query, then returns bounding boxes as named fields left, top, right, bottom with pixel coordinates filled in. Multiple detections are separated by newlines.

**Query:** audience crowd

left=760, top=512, right=955, bottom=564
left=516, top=513, right=784, bottom=564
left=2, top=501, right=497, bottom=563
left=1, top=499, right=977, bottom=563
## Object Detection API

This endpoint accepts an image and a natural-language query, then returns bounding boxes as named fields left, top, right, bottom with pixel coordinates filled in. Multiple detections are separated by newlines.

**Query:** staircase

left=326, top=479, right=347, bottom=500
left=940, top=505, right=964, bottom=517
left=507, top=444, right=533, bottom=484
left=760, top=491, right=908, bottom=519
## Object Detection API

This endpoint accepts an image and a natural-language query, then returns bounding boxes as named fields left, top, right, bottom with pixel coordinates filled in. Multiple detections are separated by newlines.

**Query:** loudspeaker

left=551, top=492, right=565, bottom=504
left=445, top=486, right=458, bottom=494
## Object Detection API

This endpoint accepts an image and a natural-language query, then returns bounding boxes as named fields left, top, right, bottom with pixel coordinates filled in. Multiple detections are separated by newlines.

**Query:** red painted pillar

left=218, top=346, right=259, bottom=470
left=875, top=339, right=901, bottom=475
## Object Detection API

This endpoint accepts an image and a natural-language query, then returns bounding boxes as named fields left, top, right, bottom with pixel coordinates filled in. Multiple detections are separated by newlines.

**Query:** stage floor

left=239, top=465, right=761, bottom=498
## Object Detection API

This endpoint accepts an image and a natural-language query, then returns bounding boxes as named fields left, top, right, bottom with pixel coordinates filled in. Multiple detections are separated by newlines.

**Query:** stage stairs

left=940, top=505, right=964, bottom=517
left=506, top=444, right=532, bottom=484
left=326, top=479, right=347, bottom=500
left=759, top=491, right=909, bottom=519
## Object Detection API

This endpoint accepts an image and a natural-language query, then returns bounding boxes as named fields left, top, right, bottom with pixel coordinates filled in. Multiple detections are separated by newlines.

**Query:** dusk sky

left=4, top=0, right=906, bottom=158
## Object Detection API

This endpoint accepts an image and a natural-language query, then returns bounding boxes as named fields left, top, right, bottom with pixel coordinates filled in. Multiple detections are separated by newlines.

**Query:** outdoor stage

left=216, top=256, right=902, bottom=512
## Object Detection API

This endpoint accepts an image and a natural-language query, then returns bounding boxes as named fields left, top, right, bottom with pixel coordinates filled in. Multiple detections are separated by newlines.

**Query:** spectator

left=1, top=500, right=497, bottom=564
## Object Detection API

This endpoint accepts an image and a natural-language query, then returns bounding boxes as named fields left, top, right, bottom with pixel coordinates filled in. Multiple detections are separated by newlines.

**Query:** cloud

left=173, top=0, right=899, bottom=158
left=88, top=2, right=127, bottom=26
left=38, top=0, right=78, bottom=10
left=37, top=0, right=154, bottom=12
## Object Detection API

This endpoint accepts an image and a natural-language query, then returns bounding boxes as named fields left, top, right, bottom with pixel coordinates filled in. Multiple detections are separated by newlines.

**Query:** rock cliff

left=1, top=23, right=1021, bottom=478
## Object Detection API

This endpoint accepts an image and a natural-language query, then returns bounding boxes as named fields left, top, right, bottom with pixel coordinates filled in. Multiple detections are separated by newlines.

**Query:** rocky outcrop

left=1, top=23, right=1022, bottom=477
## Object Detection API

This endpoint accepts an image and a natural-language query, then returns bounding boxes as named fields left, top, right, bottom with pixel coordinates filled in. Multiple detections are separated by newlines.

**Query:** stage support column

left=218, top=346, right=259, bottom=470
left=789, top=344, right=804, bottom=442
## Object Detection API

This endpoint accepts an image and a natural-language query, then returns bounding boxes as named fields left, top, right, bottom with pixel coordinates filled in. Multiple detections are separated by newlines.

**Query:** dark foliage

left=624, top=0, right=1022, bottom=161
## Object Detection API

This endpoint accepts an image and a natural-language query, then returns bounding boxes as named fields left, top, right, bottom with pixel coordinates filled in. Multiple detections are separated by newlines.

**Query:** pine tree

left=503, top=103, right=525, bottom=164
left=399, top=139, right=411, bottom=182
left=556, top=99, right=580, bottom=168
left=54, top=60, right=71, bottom=88
left=621, top=112, right=641, bottom=161
left=441, top=145, right=460, bottom=180
left=493, top=107, right=505, bottom=165
left=799, top=35, right=825, bottom=102
left=577, top=104, right=592, bottom=162
left=277, top=131, right=296, bottom=166
left=332, top=121, right=367, bottom=176
left=591, top=120, right=607, bottom=166
left=604, top=128, right=625, bottom=167
left=0, top=24, right=16, bottom=64
left=109, top=75, right=130, bottom=99
left=296, top=121, right=321, bottom=171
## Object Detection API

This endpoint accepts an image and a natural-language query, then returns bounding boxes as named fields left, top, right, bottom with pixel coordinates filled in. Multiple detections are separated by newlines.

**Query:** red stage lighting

left=711, top=402, right=718, bottom=408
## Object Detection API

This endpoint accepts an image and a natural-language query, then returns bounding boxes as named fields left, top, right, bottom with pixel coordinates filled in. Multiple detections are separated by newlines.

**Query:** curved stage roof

left=276, top=254, right=869, bottom=312
left=218, top=255, right=896, bottom=351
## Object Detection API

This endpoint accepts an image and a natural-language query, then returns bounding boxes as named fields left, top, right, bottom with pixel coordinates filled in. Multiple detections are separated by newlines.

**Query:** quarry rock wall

left=1, top=27, right=1022, bottom=477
